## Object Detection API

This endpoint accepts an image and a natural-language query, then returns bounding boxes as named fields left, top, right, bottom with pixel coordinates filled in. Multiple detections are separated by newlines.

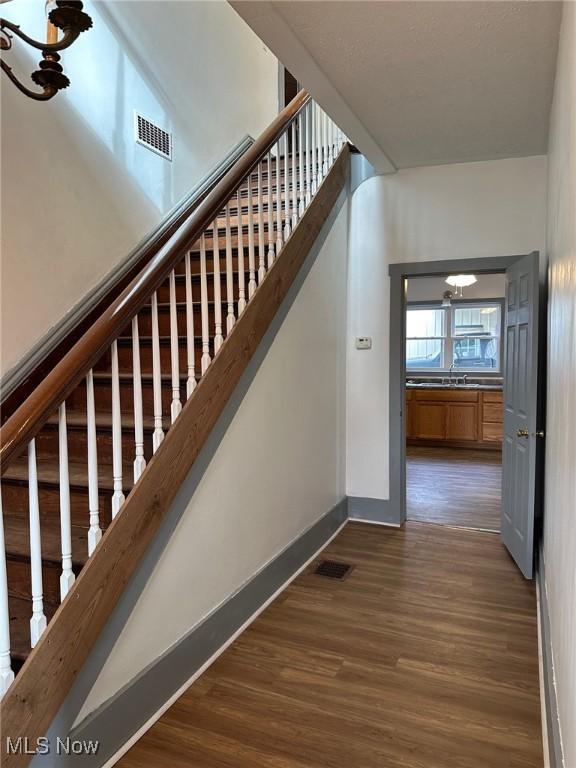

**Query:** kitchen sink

left=410, top=382, right=479, bottom=388
left=406, top=381, right=502, bottom=390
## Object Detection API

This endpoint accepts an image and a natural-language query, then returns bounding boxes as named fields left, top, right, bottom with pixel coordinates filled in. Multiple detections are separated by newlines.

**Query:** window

left=406, top=302, right=502, bottom=372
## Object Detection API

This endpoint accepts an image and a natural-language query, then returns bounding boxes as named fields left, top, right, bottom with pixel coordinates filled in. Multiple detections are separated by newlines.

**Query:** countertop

left=406, top=382, right=503, bottom=391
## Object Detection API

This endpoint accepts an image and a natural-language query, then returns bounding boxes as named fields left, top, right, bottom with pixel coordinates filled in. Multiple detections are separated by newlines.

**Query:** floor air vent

left=314, top=560, right=354, bottom=580
left=134, top=112, right=172, bottom=160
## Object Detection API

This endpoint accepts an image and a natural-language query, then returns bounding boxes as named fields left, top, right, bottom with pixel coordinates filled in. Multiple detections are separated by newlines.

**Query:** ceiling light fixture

left=445, top=274, right=477, bottom=297
left=442, top=290, right=453, bottom=307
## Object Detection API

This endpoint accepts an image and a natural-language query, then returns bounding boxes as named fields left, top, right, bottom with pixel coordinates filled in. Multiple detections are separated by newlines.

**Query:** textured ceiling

left=233, top=1, right=562, bottom=171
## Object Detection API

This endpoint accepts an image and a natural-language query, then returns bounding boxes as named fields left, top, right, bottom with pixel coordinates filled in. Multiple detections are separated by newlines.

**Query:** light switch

left=355, top=337, right=372, bottom=350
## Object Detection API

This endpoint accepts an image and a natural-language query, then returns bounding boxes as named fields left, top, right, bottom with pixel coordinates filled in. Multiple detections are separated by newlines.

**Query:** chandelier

left=0, top=0, right=92, bottom=101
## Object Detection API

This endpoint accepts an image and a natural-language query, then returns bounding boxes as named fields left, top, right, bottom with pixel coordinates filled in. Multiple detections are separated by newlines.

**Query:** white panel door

left=501, top=252, right=543, bottom=578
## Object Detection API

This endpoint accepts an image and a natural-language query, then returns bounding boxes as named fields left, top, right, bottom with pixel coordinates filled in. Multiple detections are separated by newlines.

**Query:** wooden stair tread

left=45, top=410, right=169, bottom=432
left=167, top=269, right=256, bottom=279
left=91, top=370, right=193, bottom=383
left=139, top=300, right=225, bottom=312
left=3, top=457, right=134, bottom=493
left=116, top=334, right=214, bottom=344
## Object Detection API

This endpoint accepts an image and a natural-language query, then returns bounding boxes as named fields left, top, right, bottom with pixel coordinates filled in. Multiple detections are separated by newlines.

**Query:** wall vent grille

left=134, top=113, right=172, bottom=160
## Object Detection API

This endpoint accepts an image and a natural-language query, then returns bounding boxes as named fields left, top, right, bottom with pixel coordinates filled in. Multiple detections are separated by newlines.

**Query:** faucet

left=449, top=363, right=456, bottom=385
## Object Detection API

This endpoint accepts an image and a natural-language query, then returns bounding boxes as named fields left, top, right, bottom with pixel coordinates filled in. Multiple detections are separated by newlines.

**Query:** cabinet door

left=414, top=403, right=446, bottom=439
left=447, top=403, right=478, bottom=441
left=405, top=396, right=414, bottom=438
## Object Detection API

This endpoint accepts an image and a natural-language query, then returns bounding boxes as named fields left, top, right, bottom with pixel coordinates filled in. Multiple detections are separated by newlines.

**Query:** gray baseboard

left=537, top=549, right=564, bottom=768
left=0, top=135, right=253, bottom=402
left=347, top=496, right=400, bottom=525
left=57, top=499, right=347, bottom=767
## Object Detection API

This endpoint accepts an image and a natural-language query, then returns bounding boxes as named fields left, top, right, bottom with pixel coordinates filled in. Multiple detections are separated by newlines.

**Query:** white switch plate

left=355, top=337, right=372, bottom=350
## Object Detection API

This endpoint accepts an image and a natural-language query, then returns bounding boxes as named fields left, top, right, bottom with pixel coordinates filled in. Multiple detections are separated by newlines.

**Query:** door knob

left=535, top=430, right=545, bottom=438
left=517, top=428, right=530, bottom=438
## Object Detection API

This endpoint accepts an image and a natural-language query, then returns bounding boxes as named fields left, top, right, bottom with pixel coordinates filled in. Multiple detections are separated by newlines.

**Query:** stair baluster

left=150, top=293, right=165, bottom=452
left=0, top=489, right=15, bottom=698
left=275, top=141, right=283, bottom=255
left=292, top=122, right=298, bottom=228
left=58, top=403, right=75, bottom=599
left=267, top=151, right=275, bottom=268
left=110, top=341, right=126, bottom=517
left=298, top=112, right=305, bottom=216
left=247, top=178, right=257, bottom=297
left=311, top=104, right=318, bottom=194
left=86, top=369, right=102, bottom=554
left=322, top=109, right=329, bottom=176
left=184, top=252, right=197, bottom=396
left=200, top=234, right=212, bottom=374
left=328, top=117, right=335, bottom=166
left=169, top=270, right=183, bottom=422
left=237, top=189, right=247, bottom=315
left=314, top=104, right=324, bottom=186
left=225, top=202, right=236, bottom=333
left=305, top=104, right=312, bottom=206
left=212, top=220, right=224, bottom=354
left=28, top=440, right=47, bottom=647
left=131, top=316, right=147, bottom=481
left=257, top=163, right=266, bottom=283
left=284, top=132, right=291, bottom=241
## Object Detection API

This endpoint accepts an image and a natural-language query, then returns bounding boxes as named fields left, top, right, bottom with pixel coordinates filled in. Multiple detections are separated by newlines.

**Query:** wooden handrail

left=0, top=89, right=311, bottom=470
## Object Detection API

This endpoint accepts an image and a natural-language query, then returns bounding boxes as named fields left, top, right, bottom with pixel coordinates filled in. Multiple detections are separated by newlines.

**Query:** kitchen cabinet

left=414, top=402, right=446, bottom=439
left=405, top=388, right=502, bottom=448
left=447, top=403, right=478, bottom=441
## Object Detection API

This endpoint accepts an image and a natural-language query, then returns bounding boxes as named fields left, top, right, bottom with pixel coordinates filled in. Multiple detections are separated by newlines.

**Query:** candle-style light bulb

left=45, top=0, right=58, bottom=44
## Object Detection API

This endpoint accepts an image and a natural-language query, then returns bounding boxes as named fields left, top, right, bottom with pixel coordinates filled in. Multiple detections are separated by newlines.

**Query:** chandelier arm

left=0, top=18, right=80, bottom=52
left=0, top=58, right=57, bottom=100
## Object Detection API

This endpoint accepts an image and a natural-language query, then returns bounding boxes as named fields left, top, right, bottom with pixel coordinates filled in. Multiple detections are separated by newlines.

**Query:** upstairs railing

left=0, top=90, right=347, bottom=697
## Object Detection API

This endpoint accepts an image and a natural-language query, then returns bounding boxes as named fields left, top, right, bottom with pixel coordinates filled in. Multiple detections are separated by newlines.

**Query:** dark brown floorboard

left=407, top=446, right=502, bottom=531
left=117, top=522, right=542, bottom=768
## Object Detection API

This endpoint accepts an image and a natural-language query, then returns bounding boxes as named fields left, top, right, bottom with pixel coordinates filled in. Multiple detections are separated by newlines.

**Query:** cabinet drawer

left=482, top=422, right=503, bottom=442
left=483, top=391, right=503, bottom=403
left=482, top=402, right=503, bottom=423
left=413, top=389, right=479, bottom=403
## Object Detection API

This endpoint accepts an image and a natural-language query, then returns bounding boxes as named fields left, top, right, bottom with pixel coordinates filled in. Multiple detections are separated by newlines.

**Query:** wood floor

left=117, top=522, right=542, bottom=768
left=407, top=446, right=502, bottom=531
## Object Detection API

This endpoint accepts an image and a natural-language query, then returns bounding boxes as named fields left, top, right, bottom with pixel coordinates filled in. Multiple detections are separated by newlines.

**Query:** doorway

left=388, top=254, right=544, bottom=578
left=404, top=273, right=505, bottom=532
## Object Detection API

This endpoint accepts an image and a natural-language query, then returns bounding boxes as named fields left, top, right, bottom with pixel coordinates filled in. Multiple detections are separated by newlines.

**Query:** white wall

left=407, top=274, right=506, bottom=302
left=346, top=156, right=547, bottom=500
left=0, top=0, right=278, bottom=378
left=73, top=201, right=348, bottom=724
left=543, top=4, right=576, bottom=765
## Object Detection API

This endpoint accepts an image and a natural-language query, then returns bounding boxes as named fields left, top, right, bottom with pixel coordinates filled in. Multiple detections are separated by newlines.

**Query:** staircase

left=2, top=157, right=304, bottom=671
left=0, top=90, right=349, bottom=765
